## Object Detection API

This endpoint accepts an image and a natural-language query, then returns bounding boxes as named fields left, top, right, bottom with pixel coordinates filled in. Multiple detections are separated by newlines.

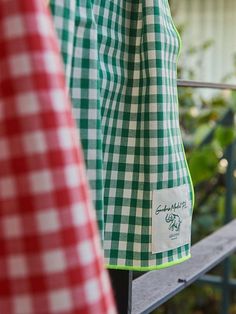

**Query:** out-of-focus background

left=171, top=0, right=236, bottom=86
left=155, top=1, right=236, bottom=313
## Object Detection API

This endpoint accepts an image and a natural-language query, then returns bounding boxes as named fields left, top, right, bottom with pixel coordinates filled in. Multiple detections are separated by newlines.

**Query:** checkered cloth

left=50, top=0, right=194, bottom=270
left=49, top=0, right=105, bottom=240
left=0, top=1, right=116, bottom=313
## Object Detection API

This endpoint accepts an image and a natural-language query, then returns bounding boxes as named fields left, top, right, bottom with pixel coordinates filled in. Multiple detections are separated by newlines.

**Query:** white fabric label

left=152, top=184, right=192, bottom=254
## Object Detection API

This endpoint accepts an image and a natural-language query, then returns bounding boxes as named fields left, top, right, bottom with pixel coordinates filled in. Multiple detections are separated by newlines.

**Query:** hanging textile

left=0, top=1, right=116, bottom=313
left=50, top=0, right=194, bottom=271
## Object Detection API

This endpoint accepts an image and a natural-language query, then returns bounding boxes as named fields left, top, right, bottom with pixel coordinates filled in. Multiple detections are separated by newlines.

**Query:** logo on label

left=154, top=201, right=186, bottom=237
left=165, top=213, right=182, bottom=232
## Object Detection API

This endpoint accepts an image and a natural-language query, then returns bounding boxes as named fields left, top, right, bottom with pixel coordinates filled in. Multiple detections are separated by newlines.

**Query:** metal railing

left=109, top=79, right=236, bottom=314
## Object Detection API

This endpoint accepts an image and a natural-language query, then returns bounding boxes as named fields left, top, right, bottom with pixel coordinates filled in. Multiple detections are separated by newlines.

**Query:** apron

left=0, top=1, right=116, bottom=312
left=50, top=0, right=194, bottom=270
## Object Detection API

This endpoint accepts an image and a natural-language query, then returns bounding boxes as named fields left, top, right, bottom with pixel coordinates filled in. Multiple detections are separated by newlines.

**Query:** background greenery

left=154, top=27, right=236, bottom=314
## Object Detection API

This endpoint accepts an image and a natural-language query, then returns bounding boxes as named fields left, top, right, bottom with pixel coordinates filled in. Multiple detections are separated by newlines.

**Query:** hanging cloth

left=49, top=0, right=194, bottom=271
left=0, top=1, right=116, bottom=313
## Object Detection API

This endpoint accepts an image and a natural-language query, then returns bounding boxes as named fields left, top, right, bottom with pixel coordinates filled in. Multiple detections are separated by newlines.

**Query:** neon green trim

left=166, top=0, right=183, bottom=59
left=181, top=143, right=195, bottom=209
left=172, top=19, right=182, bottom=60
left=106, top=254, right=191, bottom=271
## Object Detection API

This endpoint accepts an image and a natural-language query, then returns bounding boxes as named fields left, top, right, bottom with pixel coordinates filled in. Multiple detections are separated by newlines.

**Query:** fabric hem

left=105, top=254, right=191, bottom=271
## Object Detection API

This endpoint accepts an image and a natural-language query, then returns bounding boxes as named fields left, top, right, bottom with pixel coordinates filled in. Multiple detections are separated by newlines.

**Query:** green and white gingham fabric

left=49, top=0, right=194, bottom=270
left=49, top=0, right=104, bottom=236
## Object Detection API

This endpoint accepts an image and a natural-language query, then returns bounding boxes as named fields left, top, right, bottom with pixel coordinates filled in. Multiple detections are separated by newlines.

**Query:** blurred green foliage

left=154, top=25, right=236, bottom=314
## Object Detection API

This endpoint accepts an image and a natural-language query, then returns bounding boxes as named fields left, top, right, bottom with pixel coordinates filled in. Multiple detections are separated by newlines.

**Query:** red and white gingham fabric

left=0, top=1, right=116, bottom=313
